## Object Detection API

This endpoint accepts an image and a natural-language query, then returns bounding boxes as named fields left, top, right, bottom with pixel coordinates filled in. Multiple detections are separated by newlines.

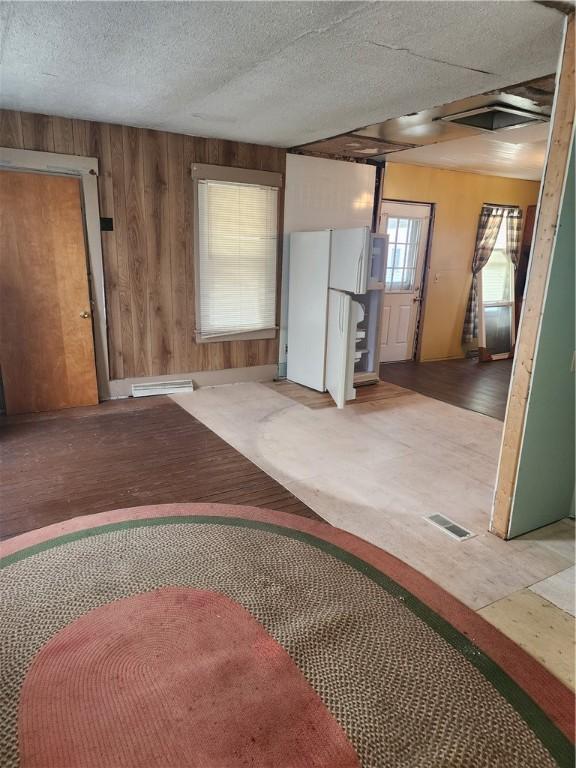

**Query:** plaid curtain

left=506, top=207, right=523, bottom=267
left=462, top=206, right=504, bottom=343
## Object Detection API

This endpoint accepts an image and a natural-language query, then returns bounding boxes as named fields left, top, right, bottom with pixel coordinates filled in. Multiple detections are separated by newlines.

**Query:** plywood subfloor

left=379, top=358, right=513, bottom=421
left=479, top=588, right=576, bottom=689
left=172, top=381, right=575, bottom=687
left=0, top=396, right=319, bottom=541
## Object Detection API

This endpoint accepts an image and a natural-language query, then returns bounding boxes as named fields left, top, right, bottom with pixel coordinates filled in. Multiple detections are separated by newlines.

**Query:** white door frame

left=0, top=147, right=110, bottom=400
left=379, top=200, right=432, bottom=362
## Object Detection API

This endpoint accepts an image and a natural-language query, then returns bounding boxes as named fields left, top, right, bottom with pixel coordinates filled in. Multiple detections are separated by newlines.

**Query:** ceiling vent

left=439, top=104, right=548, bottom=132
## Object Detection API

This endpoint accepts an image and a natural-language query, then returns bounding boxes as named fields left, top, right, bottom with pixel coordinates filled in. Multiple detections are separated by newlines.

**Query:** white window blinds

left=197, top=179, right=279, bottom=340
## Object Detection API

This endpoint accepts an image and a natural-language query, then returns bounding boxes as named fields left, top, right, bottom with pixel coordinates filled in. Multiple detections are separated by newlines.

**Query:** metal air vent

left=425, top=514, right=475, bottom=541
left=439, top=104, right=549, bottom=132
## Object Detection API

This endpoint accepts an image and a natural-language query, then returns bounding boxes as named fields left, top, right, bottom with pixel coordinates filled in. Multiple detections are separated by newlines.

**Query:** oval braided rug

left=1, top=503, right=574, bottom=768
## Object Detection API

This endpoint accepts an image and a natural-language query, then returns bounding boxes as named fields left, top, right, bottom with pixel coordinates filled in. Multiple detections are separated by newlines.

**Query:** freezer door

left=325, top=290, right=358, bottom=408
left=286, top=230, right=331, bottom=391
left=329, top=227, right=371, bottom=294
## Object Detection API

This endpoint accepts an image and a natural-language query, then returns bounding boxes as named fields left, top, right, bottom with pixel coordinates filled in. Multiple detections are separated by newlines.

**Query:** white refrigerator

left=286, top=227, right=387, bottom=408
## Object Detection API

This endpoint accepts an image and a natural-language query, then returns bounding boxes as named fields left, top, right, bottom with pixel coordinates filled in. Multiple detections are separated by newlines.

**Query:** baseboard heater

left=131, top=380, right=194, bottom=397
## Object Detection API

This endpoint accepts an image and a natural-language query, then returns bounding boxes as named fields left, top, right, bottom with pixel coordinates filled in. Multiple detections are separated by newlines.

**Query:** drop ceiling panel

left=0, top=1, right=565, bottom=146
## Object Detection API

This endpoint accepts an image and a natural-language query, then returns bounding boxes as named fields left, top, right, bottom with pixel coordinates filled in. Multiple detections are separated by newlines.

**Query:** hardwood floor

left=265, top=379, right=414, bottom=409
left=0, top=396, right=319, bottom=541
left=379, top=358, right=513, bottom=420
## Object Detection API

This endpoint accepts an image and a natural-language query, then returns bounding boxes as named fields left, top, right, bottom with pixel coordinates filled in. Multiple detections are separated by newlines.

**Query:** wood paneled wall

left=0, top=110, right=286, bottom=380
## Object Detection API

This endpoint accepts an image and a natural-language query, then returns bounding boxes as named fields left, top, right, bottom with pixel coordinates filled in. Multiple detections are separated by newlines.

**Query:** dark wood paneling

left=379, top=358, right=513, bottom=420
left=167, top=133, right=188, bottom=374
left=71, top=118, right=90, bottom=156
left=0, top=397, right=319, bottom=540
left=0, top=110, right=23, bottom=147
left=0, top=110, right=286, bottom=380
left=144, top=129, right=172, bottom=375
left=124, top=125, right=150, bottom=377
left=20, top=112, right=54, bottom=151
left=52, top=115, right=75, bottom=154
left=109, top=122, right=134, bottom=377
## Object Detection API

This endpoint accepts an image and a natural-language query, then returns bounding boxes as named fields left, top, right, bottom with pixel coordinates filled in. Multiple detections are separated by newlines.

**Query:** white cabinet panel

left=286, top=231, right=330, bottom=390
left=329, top=227, right=370, bottom=293
left=326, top=290, right=357, bottom=408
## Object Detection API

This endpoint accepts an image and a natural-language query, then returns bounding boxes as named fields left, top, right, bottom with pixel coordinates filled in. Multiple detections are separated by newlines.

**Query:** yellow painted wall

left=382, top=163, right=540, bottom=361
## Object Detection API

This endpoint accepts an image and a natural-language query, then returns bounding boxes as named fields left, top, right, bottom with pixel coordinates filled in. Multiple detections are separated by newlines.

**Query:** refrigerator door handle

left=356, top=251, right=362, bottom=293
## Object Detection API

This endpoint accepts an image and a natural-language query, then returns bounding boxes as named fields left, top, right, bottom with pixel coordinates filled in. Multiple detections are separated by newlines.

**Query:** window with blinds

left=196, top=179, right=279, bottom=340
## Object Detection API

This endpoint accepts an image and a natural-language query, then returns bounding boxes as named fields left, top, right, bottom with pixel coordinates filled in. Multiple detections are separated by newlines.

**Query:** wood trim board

left=0, top=147, right=110, bottom=398
left=0, top=171, right=100, bottom=413
left=491, top=13, right=575, bottom=538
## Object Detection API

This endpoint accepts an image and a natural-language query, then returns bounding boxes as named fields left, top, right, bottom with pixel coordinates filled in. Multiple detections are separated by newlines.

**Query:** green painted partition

left=508, top=138, right=575, bottom=538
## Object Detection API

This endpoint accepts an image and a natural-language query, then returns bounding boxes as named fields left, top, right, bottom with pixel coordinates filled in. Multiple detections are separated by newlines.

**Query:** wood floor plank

left=379, top=359, right=512, bottom=420
left=0, top=397, right=319, bottom=540
left=266, top=379, right=414, bottom=410
left=274, top=360, right=510, bottom=418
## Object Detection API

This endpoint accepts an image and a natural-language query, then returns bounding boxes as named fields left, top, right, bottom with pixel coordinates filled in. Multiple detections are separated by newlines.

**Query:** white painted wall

left=280, top=154, right=376, bottom=371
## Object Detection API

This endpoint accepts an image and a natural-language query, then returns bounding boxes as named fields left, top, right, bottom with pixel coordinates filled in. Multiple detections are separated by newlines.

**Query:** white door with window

left=379, top=201, right=430, bottom=362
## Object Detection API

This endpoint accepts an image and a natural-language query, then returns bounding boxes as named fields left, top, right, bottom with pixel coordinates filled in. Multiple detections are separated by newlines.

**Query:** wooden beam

left=491, top=13, right=575, bottom=538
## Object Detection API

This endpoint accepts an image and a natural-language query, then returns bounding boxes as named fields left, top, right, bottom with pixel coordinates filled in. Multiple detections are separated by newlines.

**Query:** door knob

left=80, top=311, right=90, bottom=318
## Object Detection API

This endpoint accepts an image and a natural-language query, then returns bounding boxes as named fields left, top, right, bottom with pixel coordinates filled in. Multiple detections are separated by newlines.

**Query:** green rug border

left=2, top=514, right=573, bottom=767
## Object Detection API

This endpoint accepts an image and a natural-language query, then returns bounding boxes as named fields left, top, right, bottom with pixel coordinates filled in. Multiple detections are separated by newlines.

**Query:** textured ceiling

left=386, top=122, right=550, bottom=180
left=0, top=1, right=565, bottom=147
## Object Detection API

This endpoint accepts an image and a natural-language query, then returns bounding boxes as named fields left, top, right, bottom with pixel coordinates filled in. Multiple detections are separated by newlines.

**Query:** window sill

left=195, top=328, right=277, bottom=344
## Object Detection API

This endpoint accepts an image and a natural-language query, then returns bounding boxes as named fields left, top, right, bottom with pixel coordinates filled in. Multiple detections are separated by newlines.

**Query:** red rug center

left=19, top=587, right=359, bottom=768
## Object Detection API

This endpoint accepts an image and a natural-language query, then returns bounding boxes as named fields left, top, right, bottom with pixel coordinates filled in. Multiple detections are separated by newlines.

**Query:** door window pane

left=391, top=243, right=406, bottom=269
left=405, top=241, right=418, bottom=268
left=385, top=216, right=421, bottom=292
left=397, top=218, right=409, bottom=242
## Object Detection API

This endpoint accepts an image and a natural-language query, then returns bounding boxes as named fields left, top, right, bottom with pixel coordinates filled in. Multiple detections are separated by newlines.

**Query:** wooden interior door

left=0, top=171, right=99, bottom=415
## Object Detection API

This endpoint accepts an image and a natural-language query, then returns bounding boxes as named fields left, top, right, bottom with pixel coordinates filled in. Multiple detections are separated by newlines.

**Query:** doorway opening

left=378, top=200, right=431, bottom=363
left=0, top=148, right=109, bottom=412
left=477, top=207, right=520, bottom=361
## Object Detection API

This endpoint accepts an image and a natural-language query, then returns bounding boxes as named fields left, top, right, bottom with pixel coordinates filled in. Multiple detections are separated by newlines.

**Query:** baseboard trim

left=107, top=365, right=277, bottom=399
